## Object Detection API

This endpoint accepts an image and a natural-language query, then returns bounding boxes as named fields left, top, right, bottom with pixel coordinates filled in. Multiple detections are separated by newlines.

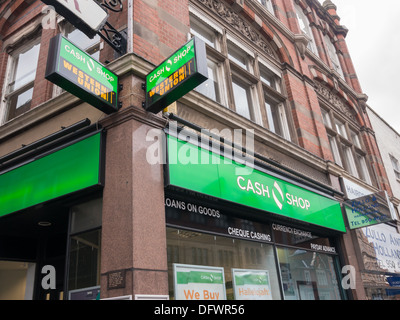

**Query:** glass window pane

left=6, top=87, right=33, bottom=121
left=228, top=42, right=248, bottom=70
left=342, top=144, right=358, bottom=177
left=335, top=119, right=347, bottom=138
left=14, top=87, right=33, bottom=110
left=328, top=135, right=342, bottom=166
left=324, top=34, right=344, bottom=78
left=66, top=28, right=100, bottom=52
left=11, top=43, right=40, bottom=91
left=195, top=60, right=220, bottom=103
left=232, top=79, right=251, bottom=120
left=258, top=0, right=274, bottom=14
left=350, top=130, right=361, bottom=148
left=357, top=154, right=372, bottom=184
left=265, top=99, right=283, bottom=136
left=190, top=17, right=216, bottom=48
left=68, top=229, right=101, bottom=291
left=277, top=247, right=341, bottom=300
left=294, top=4, right=317, bottom=54
left=321, top=109, right=332, bottom=128
left=390, top=155, right=400, bottom=179
left=167, top=228, right=282, bottom=300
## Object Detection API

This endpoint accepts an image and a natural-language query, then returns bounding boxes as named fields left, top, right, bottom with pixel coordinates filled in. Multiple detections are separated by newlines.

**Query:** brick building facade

left=0, top=0, right=398, bottom=300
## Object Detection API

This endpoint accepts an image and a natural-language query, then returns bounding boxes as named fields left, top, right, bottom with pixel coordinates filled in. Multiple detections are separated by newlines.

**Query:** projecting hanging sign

left=41, top=0, right=108, bottom=38
left=144, top=36, right=208, bottom=114
left=344, top=191, right=394, bottom=229
left=45, top=34, right=119, bottom=114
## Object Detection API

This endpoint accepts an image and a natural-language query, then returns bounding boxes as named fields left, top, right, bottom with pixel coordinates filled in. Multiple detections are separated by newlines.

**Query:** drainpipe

left=127, top=0, right=134, bottom=53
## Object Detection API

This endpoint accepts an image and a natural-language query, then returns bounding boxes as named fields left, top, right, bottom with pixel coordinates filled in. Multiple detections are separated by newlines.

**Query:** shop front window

left=167, top=228, right=281, bottom=300
left=277, top=247, right=341, bottom=300
left=67, top=198, right=102, bottom=299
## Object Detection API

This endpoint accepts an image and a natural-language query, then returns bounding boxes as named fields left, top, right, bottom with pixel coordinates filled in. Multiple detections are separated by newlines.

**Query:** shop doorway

left=0, top=204, right=69, bottom=300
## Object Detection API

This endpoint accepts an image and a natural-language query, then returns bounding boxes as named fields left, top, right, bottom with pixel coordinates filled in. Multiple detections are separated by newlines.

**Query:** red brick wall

left=132, top=0, right=189, bottom=65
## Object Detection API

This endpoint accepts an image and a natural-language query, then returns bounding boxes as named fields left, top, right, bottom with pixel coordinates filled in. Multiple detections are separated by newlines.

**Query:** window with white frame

left=189, top=11, right=292, bottom=139
left=228, top=40, right=252, bottom=72
left=390, top=155, right=400, bottom=180
left=231, top=77, right=254, bottom=120
left=257, top=0, right=275, bottom=15
left=259, top=62, right=290, bottom=139
left=324, top=34, right=344, bottom=78
left=2, top=36, right=41, bottom=123
left=294, top=3, right=318, bottom=55
left=322, top=106, right=373, bottom=184
left=195, top=59, right=222, bottom=103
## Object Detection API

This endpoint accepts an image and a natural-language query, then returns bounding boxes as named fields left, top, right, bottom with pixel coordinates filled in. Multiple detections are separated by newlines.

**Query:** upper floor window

left=190, top=12, right=291, bottom=140
left=1, top=36, right=41, bottom=123
left=62, top=21, right=102, bottom=61
left=294, top=3, right=318, bottom=55
left=324, top=34, right=344, bottom=78
left=257, top=0, right=275, bottom=15
left=390, top=155, right=400, bottom=180
left=64, top=23, right=102, bottom=61
left=322, top=107, right=372, bottom=185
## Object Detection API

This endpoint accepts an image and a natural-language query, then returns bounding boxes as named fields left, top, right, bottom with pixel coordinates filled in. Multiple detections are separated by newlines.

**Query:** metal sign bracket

left=97, top=0, right=127, bottom=55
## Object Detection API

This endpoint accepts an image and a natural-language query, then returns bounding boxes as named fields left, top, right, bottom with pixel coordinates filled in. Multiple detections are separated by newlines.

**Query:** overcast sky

left=318, top=0, right=400, bottom=134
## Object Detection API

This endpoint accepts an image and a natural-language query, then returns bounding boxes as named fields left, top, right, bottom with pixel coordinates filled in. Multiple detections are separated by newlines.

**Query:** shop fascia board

left=179, top=90, right=329, bottom=175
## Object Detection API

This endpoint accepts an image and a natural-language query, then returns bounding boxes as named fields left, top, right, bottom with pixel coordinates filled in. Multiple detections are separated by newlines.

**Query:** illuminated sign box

left=45, top=34, right=119, bottom=114
left=166, top=134, right=346, bottom=232
left=0, top=133, right=103, bottom=218
left=145, top=37, right=208, bottom=114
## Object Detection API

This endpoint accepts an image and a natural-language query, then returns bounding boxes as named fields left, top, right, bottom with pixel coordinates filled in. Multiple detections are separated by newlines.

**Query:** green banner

left=0, top=133, right=102, bottom=217
left=176, top=271, right=224, bottom=285
left=234, top=273, right=269, bottom=286
left=166, top=135, right=346, bottom=232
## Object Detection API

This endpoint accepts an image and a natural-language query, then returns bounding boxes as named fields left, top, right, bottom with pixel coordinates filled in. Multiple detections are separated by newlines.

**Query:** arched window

left=294, top=3, right=318, bottom=55
left=324, top=34, right=344, bottom=78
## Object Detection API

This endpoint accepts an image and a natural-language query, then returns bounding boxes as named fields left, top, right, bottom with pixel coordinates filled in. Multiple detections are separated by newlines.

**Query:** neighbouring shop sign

left=341, top=177, right=396, bottom=229
left=362, top=225, right=400, bottom=273
left=0, top=132, right=103, bottom=218
left=45, top=34, right=119, bottom=114
left=41, top=0, right=108, bottom=38
left=232, top=269, right=272, bottom=300
left=144, top=37, right=208, bottom=113
left=344, top=191, right=394, bottom=229
left=165, top=135, right=346, bottom=232
left=173, top=264, right=226, bottom=300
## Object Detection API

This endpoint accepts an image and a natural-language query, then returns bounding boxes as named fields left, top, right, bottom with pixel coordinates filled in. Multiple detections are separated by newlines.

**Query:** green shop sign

left=166, top=135, right=346, bottom=232
left=45, top=34, right=119, bottom=114
left=144, top=36, right=208, bottom=114
left=0, top=133, right=103, bottom=218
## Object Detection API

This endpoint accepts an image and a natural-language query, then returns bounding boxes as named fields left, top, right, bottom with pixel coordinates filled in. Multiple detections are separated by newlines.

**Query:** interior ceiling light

left=38, top=221, right=52, bottom=227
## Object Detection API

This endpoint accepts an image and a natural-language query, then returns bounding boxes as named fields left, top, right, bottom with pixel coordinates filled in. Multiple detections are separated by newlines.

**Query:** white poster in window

left=232, top=269, right=272, bottom=300
left=173, top=264, right=226, bottom=300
